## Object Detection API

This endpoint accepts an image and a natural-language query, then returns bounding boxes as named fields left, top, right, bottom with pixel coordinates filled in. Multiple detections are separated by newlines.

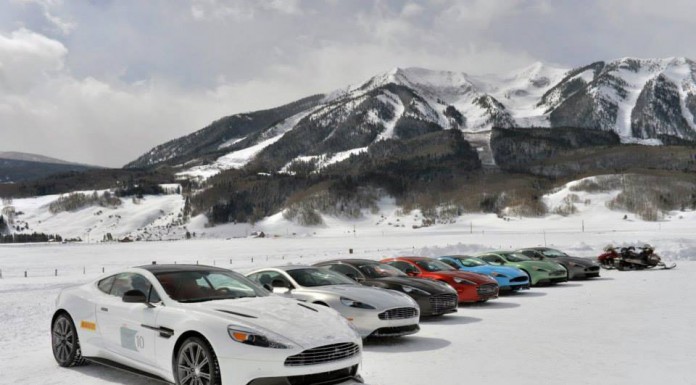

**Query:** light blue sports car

left=438, top=255, right=530, bottom=291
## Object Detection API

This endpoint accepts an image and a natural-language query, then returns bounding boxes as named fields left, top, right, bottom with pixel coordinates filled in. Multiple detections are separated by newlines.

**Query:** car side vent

left=216, top=309, right=257, bottom=318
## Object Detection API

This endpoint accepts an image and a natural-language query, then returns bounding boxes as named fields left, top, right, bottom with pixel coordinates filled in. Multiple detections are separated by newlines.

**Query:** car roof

left=318, top=259, right=381, bottom=265
left=391, top=256, right=427, bottom=261
left=254, top=265, right=316, bottom=272
left=134, top=264, right=231, bottom=274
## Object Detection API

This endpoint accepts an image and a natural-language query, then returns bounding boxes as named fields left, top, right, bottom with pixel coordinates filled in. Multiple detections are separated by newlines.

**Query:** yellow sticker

left=81, top=321, right=97, bottom=331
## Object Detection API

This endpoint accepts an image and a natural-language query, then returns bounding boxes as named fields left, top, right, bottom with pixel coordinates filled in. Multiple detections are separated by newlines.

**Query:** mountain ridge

left=127, top=57, right=696, bottom=177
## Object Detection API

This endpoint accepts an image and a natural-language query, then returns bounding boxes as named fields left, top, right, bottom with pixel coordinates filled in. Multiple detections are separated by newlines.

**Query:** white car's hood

left=188, top=296, right=360, bottom=349
left=300, top=285, right=416, bottom=310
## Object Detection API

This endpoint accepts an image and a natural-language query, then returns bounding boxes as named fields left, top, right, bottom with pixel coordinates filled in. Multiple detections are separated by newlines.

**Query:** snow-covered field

left=2, top=174, right=696, bottom=384
left=1, top=224, right=695, bottom=385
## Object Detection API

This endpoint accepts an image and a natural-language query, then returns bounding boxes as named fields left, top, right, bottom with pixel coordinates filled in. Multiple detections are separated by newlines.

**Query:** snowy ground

left=2, top=175, right=695, bottom=384
left=1, top=226, right=694, bottom=385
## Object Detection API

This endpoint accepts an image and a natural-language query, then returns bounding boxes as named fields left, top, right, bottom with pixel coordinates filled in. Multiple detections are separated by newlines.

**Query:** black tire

left=175, top=337, right=221, bottom=385
left=52, top=313, right=87, bottom=367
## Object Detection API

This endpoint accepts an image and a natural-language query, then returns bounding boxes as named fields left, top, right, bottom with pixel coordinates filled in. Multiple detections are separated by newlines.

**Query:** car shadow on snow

left=460, top=301, right=520, bottom=310
left=420, top=315, right=482, bottom=325
left=502, top=290, right=547, bottom=298
left=71, top=365, right=161, bottom=385
left=547, top=283, right=583, bottom=288
left=363, top=336, right=451, bottom=353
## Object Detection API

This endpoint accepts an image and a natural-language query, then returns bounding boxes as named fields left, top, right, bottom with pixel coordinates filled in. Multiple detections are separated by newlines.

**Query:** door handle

left=100, top=307, right=109, bottom=312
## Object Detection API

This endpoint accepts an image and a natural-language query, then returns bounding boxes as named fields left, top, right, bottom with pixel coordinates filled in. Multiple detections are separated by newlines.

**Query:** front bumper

left=495, top=275, right=530, bottom=291
left=531, top=270, right=568, bottom=285
left=417, top=293, right=458, bottom=316
left=219, top=351, right=362, bottom=385
left=455, top=283, right=499, bottom=303
left=346, top=307, right=419, bottom=338
left=569, top=265, right=601, bottom=279
left=246, top=364, right=363, bottom=385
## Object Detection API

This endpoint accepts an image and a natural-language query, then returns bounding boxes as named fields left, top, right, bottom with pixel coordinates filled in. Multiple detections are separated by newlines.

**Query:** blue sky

left=2, top=0, right=695, bottom=167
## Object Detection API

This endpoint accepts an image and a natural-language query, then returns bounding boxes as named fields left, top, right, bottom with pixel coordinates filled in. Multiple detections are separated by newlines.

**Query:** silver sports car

left=246, top=266, right=421, bottom=338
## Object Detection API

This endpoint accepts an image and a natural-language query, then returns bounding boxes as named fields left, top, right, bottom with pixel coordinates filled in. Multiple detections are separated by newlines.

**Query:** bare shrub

left=570, top=175, right=623, bottom=192
left=553, top=194, right=580, bottom=216
left=49, top=192, right=122, bottom=214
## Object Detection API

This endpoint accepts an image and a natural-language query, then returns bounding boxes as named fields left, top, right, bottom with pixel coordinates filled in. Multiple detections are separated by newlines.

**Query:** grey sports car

left=246, top=266, right=421, bottom=338
left=517, top=247, right=601, bottom=279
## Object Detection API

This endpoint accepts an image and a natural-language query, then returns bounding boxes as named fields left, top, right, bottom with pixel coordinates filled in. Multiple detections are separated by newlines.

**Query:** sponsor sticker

left=120, top=327, right=139, bottom=351
left=80, top=321, right=97, bottom=331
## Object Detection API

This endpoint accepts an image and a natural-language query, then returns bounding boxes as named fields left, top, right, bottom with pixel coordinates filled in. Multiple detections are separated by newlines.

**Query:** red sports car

left=381, top=257, right=499, bottom=303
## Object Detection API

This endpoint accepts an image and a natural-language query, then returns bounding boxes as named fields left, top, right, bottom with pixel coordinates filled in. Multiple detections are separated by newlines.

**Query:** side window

left=480, top=255, right=496, bottom=263
left=148, top=286, right=162, bottom=303
left=98, top=275, right=116, bottom=294
left=250, top=271, right=290, bottom=288
left=109, top=273, right=154, bottom=300
left=442, top=260, right=458, bottom=269
left=326, top=264, right=362, bottom=279
left=387, top=261, right=415, bottom=273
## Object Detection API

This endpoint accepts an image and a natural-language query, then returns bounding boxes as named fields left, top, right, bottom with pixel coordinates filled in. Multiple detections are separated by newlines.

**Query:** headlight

left=453, top=277, right=476, bottom=285
left=533, top=267, right=548, bottom=272
left=402, top=285, right=431, bottom=296
left=340, top=297, right=376, bottom=309
left=490, top=272, right=507, bottom=278
left=228, top=326, right=291, bottom=349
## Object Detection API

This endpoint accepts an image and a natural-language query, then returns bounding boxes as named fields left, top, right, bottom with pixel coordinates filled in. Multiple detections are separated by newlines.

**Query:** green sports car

left=476, top=251, right=568, bottom=286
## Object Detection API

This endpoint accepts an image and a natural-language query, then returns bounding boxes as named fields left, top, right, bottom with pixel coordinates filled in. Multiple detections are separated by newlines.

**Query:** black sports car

left=517, top=247, right=601, bottom=279
left=314, top=259, right=458, bottom=316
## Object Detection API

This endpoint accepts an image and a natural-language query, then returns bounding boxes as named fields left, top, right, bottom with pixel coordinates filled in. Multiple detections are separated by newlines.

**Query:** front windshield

left=358, top=263, right=408, bottom=278
left=155, top=270, right=268, bottom=303
left=539, top=249, right=568, bottom=258
left=456, top=257, right=486, bottom=267
left=288, top=268, right=356, bottom=287
left=415, top=259, right=456, bottom=272
left=503, top=253, right=532, bottom=262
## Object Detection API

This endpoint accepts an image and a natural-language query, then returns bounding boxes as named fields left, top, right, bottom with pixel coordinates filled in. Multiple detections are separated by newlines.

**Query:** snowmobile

left=598, top=245, right=676, bottom=270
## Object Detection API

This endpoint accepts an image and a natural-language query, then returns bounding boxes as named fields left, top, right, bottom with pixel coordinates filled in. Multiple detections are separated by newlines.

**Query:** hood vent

left=216, top=309, right=257, bottom=318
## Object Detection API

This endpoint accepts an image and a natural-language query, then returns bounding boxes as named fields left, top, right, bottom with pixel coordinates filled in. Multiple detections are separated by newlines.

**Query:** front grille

left=550, top=270, right=566, bottom=276
left=588, top=266, right=600, bottom=272
left=477, top=283, right=498, bottom=296
left=510, top=276, right=528, bottom=283
left=378, top=307, right=418, bottom=320
left=429, top=293, right=458, bottom=314
left=284, top=343, right=360, bottom=367
left=371, top=324, right=420, bottom=337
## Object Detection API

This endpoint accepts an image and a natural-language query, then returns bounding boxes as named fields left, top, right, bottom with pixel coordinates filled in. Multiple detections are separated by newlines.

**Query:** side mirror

left=123, top=290, right=153, bottom=308
left=406, top=270, right=419, bottom=277
left=271, top=280, right=292, bottom=294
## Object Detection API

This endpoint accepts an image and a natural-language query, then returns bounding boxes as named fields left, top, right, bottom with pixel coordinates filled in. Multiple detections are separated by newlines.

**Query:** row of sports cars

left=51, top=247, right=600, bottom=385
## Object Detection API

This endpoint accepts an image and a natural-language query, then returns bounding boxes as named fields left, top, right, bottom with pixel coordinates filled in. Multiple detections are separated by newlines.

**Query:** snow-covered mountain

left=128, top=57, right=696, bottom=178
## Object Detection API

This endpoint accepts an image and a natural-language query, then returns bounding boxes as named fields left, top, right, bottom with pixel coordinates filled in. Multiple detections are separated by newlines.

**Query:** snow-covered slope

left=132, top=57, right=696, bottom=179
left=6, top=188, right=189, bottom=242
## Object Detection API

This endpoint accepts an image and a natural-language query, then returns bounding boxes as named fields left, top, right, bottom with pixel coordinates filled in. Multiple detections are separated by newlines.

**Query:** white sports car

left=246, top=266, right=420, bottom=338
left=51, top=264, right=364, bottom=385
